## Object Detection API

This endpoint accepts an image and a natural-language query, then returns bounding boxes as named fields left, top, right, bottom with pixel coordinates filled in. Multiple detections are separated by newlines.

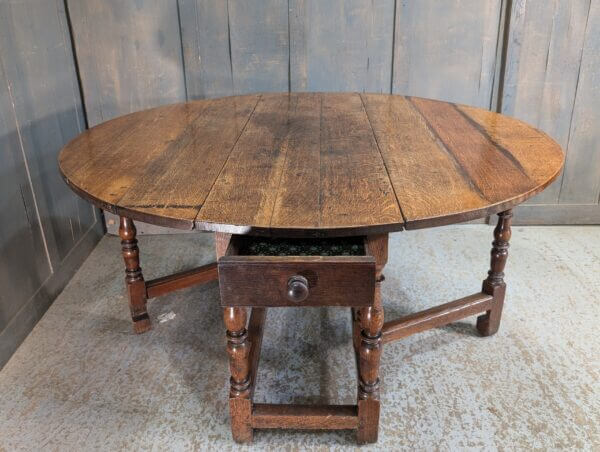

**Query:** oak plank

left=269, top=93, right=321, bottom=229
left=198, top=93, right=320, bottom=232
left=457, top=105, right=564, bottom=187
left=118, top=95, right=260, bottom=224
left=410, top=97, right=537, bottom=204
left=62, top=104, right=202, bottom=215
left=361, top=94, right=489, bottom=226
left=319, top=93, right=403, bottom=230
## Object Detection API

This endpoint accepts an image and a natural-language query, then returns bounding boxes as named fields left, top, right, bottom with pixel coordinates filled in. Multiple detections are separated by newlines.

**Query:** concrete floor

left=0, top=225, right=598, bottom=451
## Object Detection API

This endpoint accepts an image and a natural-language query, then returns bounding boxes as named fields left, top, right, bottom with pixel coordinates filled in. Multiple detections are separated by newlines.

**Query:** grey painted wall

left=1, top=0, right=599, bottom=364
left=0, top=0, right=103, bottom=368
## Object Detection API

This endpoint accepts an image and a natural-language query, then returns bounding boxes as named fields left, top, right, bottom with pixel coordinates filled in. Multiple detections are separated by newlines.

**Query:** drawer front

left=218, top=255, right=375, bottom=307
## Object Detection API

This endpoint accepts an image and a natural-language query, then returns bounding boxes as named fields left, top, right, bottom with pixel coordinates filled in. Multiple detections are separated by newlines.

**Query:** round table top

left=59, top=93, right=564, bottom=237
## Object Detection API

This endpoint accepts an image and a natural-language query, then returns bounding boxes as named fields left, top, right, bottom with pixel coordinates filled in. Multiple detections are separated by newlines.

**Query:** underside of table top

left=59, top=92, right=564, bottom=236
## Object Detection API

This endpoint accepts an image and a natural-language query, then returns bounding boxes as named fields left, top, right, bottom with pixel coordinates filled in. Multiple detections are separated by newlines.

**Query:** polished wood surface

left=477, top=209, right=513, bottom=336
left=382, top=293, right=494, bottom=344
left=145, top=262, right=218, bottom=299
left=59, top=93, right=563, bottom=236
left=218, top=236, right=375, bottom=307
left=356, top=234, right=387, bottom=443
left=118, top=217, right=150, bottom=333
left=118, top=217, right=221, bottom=332
left=252, top=404, right=358, bottom=430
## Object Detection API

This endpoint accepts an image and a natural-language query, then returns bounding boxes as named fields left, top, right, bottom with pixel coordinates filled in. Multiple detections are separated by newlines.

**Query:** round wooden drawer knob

left=287, top=275, right=309, bottom=303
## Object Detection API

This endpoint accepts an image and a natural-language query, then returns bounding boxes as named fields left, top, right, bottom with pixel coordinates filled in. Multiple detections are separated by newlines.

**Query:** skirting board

left=0, top=220, right=104, bottom=369
left=512, top=204, right=600, bottom=225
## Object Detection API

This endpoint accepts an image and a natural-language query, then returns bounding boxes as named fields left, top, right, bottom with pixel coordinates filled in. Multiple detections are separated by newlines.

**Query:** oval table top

left=59, top=93, right=564, bottom=237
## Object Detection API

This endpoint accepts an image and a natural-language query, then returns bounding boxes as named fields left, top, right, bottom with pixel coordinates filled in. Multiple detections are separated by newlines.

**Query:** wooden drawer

left=218, top=236, right=376, bottom=307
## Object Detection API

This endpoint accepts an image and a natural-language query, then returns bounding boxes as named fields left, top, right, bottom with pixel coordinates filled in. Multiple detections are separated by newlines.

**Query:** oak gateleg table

left=59, top=93, right=564, bottom=444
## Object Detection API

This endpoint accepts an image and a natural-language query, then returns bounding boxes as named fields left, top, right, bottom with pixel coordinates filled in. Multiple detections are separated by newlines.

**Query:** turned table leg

left=217, top=232, right=253, bottom=443
left=357, top=234, right=388, bottom=444
left=224, top=306, right=253, bottom=443
left=119, top=217, right=150, bottom=333
left=477, top=209, right=512, bottom=337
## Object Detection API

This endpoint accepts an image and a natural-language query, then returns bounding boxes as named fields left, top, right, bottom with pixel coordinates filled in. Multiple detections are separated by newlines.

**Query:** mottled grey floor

left=1, top=225, right=598, bottom=451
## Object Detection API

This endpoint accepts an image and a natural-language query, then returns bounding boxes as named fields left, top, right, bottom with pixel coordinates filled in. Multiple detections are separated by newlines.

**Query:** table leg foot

left=477, top=210, right=512, bottom=337
left=119, top=217, right=151, bottom=334
left=230, top=398, right=252, bottom=443
left=357, top=398, right=380, bottom=444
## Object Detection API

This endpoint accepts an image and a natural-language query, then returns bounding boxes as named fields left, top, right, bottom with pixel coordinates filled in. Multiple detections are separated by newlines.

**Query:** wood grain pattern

left=411, top=97, right=536, bottom=203
left=382, top=293, right=494, bottom=344
left=319, top=94, right=403, bottom=231
left=59, top=93, right=564, bottom=235
left=218, top=255, right=375, bottom=307
left=356, top=234, right=387, bottom=444
left=361, top=94, right=489, bottom=227
left=457, top=104, right=564, bottom=187
left=145, top=262, right=218, bottom=299
left=199, top=93, right=317, bottom=232
left=119, top=96, right=260, bottom=224
left=252, top=404, right=358, bottom=430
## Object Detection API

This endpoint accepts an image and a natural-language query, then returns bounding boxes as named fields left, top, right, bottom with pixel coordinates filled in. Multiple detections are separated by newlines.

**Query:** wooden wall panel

left=178, top=0, right=233, bottom=99
left=67, top=0, right=187, bottom=126
left=68, top=0, right=189, bottom=235
left=0, top=62, right=50, bottom=332
left=392, top=0, right=503, bottom=108
left=289, top=0, right=394, bottom=92
left=227, top=0, right=289, bottom=94
left=558, top=0, right=600, bottom=205
left=0, top=0, right=102, bottom=368
left=501, top=0, right=591, bottom=205
left=0, top=0, right=96, bottom=264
